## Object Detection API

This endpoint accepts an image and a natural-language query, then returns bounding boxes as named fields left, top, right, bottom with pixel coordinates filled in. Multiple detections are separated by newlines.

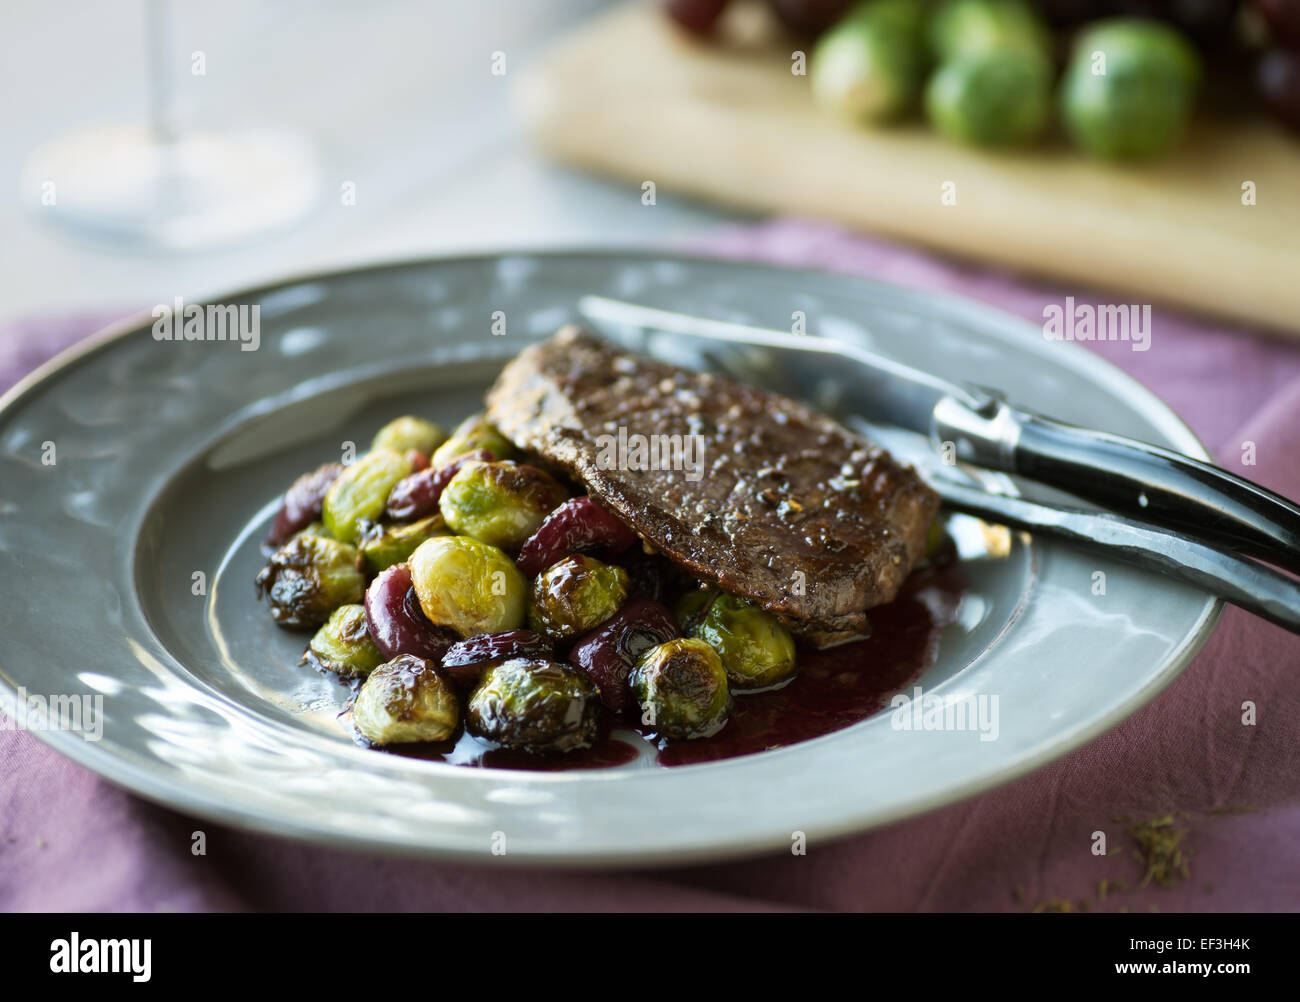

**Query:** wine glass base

left=21, top=123, right=324, bottom=252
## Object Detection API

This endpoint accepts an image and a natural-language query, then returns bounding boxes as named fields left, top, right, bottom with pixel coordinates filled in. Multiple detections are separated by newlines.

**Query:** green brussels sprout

left=431, top=413, right=517, bottom=467
left=438, top=460, right=569, bottom=551
left=675, top=589, right=798, bottom=690
left=291, top=519, right=326, bottom=541
left=408, top=535, right=527, bottom=639
left=255, top=533, right=366, bottom=629
left=322, top=449, right=415, bottom=543
left=809, top=0, right=930, bottom=123
left=925, top=515, right=948, bottom=558
left=1060, top=19, right=1201, bottom=161
left=370, top=416, right=447, bottom=457
left=302, top=603, right=385, bottom=677
left=466, top=657, right=601, bottom=754
left=527, top=554, right=630, bottom=639
left=631, top=638, right=730, bottom=740
left=673, top=586, right=714, bottom=632
left=929, top=0, right=1053, bottom=69
left=925, top=51, right=1051, bottom=147
left=359, top=514, right=451, bottom=572
left=353, top=654, right=459, bottom=745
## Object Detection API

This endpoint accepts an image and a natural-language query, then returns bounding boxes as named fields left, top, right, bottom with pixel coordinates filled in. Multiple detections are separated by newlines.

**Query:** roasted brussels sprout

left=255, top=533, right=366, bottom=629
left=928, top=0, right=1053, bottom=68
left=353, top=654, right=459, bottom=745
left=285, top=519, right=326, bottom=543
left=364, top=563, right=458, bottom=662
left=303, top=603, right=386, bottom=677
left=1060, top=19, right=1201, bottom=161
left=408, top=535, right=527, bottom=638
left=631, top=638, right=730, bottom=739
left=676, top=589, right=798, bottom=690
left=322, top=449, right=415, bottom=543
left=431, top=413, right=517, bottom=467
left=440, top=629, right=554, bottom=689
left=809, top=0, right=930, bottom=123
left=359, top=514, right=450, bottom=571
left=466, top=657, right=601, bottom=754
left=925, top=51, right=1051, bottom=147
left=516, top=496, right=638, bottom=577
left=370, top=416, right=447, bottom=457
left=527, top=554, right=630, bottom=640
left=439, top=460, right=569, bottom=551
left=267, top=462, right=343, bottom=546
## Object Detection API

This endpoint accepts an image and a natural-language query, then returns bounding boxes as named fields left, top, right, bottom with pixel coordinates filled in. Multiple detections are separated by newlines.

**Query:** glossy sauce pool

left=358, top=556, right=964, bottom=770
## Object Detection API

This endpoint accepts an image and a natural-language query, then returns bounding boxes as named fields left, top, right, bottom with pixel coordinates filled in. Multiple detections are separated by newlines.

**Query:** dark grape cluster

left=661, top=0, right=1300, bottom=135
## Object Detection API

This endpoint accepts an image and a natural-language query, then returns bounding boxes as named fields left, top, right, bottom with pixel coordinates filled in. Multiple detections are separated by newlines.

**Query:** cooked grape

left=267, top=462, right=343, bottom=546
left=440, top=629, right=555, bottom=689
left=568, top=599, right=680, bottom=712
left=385, top=449, right=495, bottom=521
left=364, top=563, right=459, bottom=662
left=516, top=496, right=639, bottom=577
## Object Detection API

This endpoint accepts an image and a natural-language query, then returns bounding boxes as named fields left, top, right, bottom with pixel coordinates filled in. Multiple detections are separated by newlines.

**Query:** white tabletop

left=0, top=0, right=748, bottom=327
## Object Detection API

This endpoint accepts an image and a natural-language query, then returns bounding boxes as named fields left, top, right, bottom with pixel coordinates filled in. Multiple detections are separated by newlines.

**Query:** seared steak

left=486, top=327, right=939, bottom=646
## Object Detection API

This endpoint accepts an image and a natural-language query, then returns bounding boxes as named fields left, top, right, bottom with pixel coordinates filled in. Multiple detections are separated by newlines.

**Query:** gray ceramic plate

left=0, top=251, right=1220, bottom=866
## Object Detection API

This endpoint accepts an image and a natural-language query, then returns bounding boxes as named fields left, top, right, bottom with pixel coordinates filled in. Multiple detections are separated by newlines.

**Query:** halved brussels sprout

left=408, top=535, right=527, bottom=638
left=370, top=416, right=447, bottom=457
left=675, top=589, right=798, bottom=690
left=303, top=603, right=385, bottom=677
left=527, top=554, right=629, bottom=640
left=322, top=448, right=415, bottom=543
left=439, top=460, right=569, bottom=551
left=431, top=413, right=517, bottom=467
left=360, top=514, right=450, bottom=572
left=255, top=533, right=366, bottom=629
left=631, top=638, right=730, bottom=740
left=466, top=657, right=601, bottom=754
left=353, top=654, right=459, bottom=745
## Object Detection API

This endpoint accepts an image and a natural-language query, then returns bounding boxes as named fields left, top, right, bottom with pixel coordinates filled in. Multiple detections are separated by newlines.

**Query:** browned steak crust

left=486, top=327, right=940, bottom=646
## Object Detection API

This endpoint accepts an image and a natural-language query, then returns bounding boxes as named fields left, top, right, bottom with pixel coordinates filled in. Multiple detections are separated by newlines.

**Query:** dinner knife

left=578, top=295, right=1300, bottom=575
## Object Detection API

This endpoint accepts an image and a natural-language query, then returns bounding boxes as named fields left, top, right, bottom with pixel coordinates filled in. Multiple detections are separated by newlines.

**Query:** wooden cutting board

left=516, top=1, right=1300, bottom=335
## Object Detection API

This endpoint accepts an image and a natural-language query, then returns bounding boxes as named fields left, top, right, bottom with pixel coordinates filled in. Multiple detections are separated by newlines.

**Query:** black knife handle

left=933, top=397, right=1300, bottom=574
left=1014, top=414, right=1300, bottom=573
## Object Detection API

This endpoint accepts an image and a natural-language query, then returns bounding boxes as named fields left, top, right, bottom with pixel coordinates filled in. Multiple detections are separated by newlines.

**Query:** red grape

left=384, top=449, right=494, bottom=521
left=662, top=0, right=731, bottom=36
left=267, top=462, right=343, bottom=545
left=767, top=0, right=852, bottom=35
left=1256, top=0, right=1300, bottom=48
left=567, top=599, right=680, bottom=712
left=1258, top=48, right=1300, bottom=130
left=364, top=564, right=458, bottom=662
left=516, top=496, right=638, bottom=578
left=441, top=629, right=555, bottom=689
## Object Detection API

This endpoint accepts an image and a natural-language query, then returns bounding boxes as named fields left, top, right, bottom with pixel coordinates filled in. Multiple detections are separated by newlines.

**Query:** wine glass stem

left=147, top=0, right=177, bottom=145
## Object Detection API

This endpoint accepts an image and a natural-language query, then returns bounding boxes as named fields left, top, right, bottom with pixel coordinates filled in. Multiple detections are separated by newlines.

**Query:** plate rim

left=0, top=247, right=1224, bottom=867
